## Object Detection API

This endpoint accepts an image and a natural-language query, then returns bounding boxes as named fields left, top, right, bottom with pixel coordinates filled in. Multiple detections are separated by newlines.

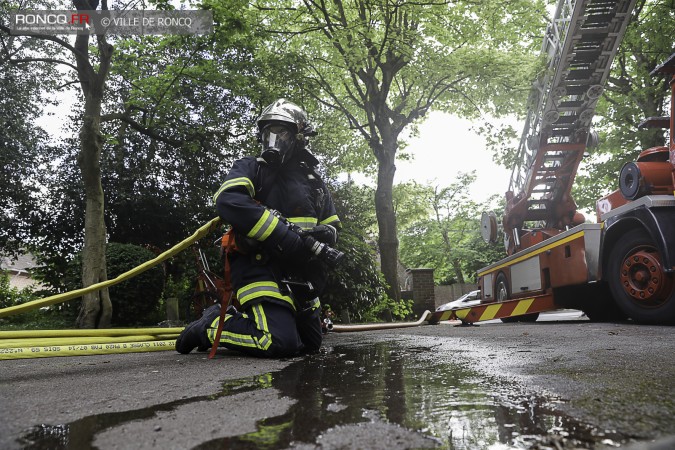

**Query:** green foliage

left=163, top=242, right=226, bottom=322
left=258, top=0, right=548, bottom=127
left=322, top=227, right=389, bottom=322
left=162, top=273, right=195, bottom=322
left=460, top=226, right=508, bottom=284
left=398, top=175, right=505, bottom=284
left=0, top=271, right=66, bottom=328
left=393, top=182, right=432, bottom=231
left=362, top=295, right=415, bottom=322
left=105, top=243, right=165, bottom=326
left=64, top=243, right=165, bottom=326
left=163, top=274, right=192, bottom=301
left=0, top=271, right=35, bottom=309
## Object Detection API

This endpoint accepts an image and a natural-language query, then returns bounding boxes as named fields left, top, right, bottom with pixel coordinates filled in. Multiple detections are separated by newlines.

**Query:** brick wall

left=409, top=268, right=435, bottom=317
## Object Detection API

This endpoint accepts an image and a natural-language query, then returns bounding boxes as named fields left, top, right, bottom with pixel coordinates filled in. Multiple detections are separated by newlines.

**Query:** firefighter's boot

left=175, top=304, right=220, bottom=354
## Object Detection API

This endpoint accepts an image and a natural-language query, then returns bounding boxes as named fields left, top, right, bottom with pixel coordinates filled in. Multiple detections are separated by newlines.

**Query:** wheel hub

left=620, top=249, right=673, bottom=307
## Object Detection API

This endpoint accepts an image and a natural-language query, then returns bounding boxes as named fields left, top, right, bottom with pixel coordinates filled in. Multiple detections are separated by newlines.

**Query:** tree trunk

left=374, top=144, right=401, bottom=303
left=72, top=15, right=114, bottom=328
left=76, top=94, right=112, bottom=328
left=451, top=258, right=465, bottom=285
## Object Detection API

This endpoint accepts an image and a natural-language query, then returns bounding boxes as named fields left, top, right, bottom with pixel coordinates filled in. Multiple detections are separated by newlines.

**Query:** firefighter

left=176, top=99, right=341, bottom=358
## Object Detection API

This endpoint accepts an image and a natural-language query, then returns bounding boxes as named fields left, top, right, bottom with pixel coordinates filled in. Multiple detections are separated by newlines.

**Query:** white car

left=435, top=290, right=481, bottom=312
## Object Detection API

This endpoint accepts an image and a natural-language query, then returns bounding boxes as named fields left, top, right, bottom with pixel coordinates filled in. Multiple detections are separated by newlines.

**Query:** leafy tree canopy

left=398, top=174, right=505, bottom=284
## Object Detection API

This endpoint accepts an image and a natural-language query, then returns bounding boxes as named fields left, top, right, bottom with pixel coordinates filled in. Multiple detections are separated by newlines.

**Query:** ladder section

left=507, top=0, right=636, bottom=229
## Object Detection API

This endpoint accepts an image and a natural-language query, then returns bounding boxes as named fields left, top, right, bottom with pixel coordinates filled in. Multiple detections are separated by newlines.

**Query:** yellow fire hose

left=0, top=217, right=221, bottom=319
left=0, top=218, right=221, bottom=360
left=0, top=340, right=177, bottom=360
left=0, top=334, right=179, bottom=349
left=0, top=327, right=185, bottom=339
left=0, top=328, right=184, bottom=360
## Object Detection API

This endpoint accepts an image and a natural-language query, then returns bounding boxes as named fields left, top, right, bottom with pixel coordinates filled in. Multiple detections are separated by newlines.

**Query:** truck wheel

left=607, top=228, right=675, bottom=324
left=496, top=274, right=519, bottom=323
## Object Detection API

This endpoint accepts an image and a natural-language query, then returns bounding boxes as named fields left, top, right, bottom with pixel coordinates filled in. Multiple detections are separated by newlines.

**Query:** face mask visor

left=260, top=125, right=296, bottom=166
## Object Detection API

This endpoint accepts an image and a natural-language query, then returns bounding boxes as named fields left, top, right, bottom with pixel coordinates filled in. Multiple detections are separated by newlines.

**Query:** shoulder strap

left=253, top=158, right=278, bottom=204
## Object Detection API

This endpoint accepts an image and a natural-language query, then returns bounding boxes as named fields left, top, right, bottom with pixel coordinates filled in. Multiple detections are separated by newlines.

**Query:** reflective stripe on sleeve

left=236, top=281, right=295, bottom=310
left=288, top=217, right=318, bottom=229
left=320, top=215, right=340, bottom=226
left=308, top=297, right=320, bottom=311
left=247, top=210, right=279, bottom=241
left=213, top=177, right=255, bottom=202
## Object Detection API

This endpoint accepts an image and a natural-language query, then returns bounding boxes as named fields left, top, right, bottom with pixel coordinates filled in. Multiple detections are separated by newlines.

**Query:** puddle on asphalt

left=19, top=339, right=629, bottom=449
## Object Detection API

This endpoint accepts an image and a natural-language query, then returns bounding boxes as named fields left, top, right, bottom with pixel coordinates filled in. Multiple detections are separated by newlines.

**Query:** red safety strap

left=208, top=230, right=236, bottom=359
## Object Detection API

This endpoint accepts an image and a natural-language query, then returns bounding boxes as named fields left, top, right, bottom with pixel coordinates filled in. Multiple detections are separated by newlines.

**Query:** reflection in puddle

left=20, top=338, right=628, bottom=449
left=201, top=338, right=628, bottom=449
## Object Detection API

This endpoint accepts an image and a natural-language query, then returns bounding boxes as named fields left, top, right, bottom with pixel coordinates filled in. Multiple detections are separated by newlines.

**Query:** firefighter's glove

left=273, top=228, right=311, bottom=263
left=307, top=224, right=337, bottom=246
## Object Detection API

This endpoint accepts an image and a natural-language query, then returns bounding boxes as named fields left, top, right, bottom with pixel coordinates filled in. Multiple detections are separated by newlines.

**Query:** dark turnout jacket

left=213, top=150, right=341, bottom=312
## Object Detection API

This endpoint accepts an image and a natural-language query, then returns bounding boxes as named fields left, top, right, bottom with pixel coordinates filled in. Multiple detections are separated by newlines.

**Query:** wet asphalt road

left=2, top=311, right=675, bottom=449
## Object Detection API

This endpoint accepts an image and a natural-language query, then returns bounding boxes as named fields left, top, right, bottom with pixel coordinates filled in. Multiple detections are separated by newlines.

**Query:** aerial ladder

left=430, top=0, right=675, bottom=325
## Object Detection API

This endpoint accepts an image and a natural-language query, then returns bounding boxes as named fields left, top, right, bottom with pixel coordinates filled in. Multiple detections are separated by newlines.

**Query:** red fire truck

left=430, top=0, right=675, bottom=325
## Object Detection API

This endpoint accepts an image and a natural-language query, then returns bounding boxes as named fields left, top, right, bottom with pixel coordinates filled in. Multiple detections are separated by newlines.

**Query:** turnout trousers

left=206, top=301, right=322, bottom=358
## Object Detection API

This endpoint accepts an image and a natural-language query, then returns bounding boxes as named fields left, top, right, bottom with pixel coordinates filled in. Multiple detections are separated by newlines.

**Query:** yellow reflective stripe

left=247, top=210, right=279, bottom=241
left=455, top=308, right=470, bottom=320
left=213, top=177, right=255, bottom=201
left=209, top=311, right=271, bottom=351
left=479, top=304, right=502, bottom=321
left=236, top=281, right=295, bottom=309
left=252, top=304, right=269, bottom=332
left=511, top=298, right=534, bottom=316
left=320, top=215, right=339, bottom=226
left=308, top=297, right=320, bottom=311
left=255, top=333, right=272, bottom=350
left=436, top=310, right=456, bottom=321
left=208, top=312, right=248, bottom=342
left=251, top=305, right=271, bottom=350
left=220, top=331, right=260, bottom=348
left=207, top=316, right=220, bottom=342
left=477, top=230, right=585, bottom=277
left=288, top=217, right=318, bottom=229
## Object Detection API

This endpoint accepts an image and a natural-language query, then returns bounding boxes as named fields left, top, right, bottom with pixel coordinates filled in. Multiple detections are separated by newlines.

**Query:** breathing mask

left=260, top=124, right=297, bottom=166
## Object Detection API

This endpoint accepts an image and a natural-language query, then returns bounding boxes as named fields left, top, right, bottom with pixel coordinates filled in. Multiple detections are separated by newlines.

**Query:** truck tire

left=607, top=228, right=675, bottom=324
left=582, top=284, right=626, bottom=322
left=495, top=273, right=540, bottom=323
